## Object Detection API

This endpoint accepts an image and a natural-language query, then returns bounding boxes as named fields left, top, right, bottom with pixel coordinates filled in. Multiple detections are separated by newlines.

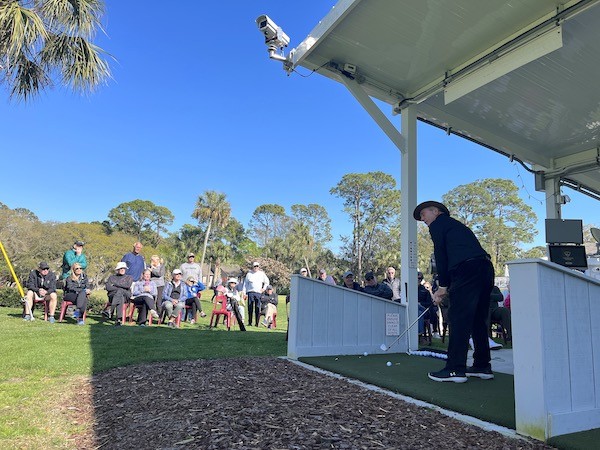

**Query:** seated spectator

left=489, top=285, right=512, bottom=341
left=24, top=261, right=58, bottom=323
left=131, top=269, right=160, bottom=326
left=149, top=255, right=166, bottom=314
left=363, top=272, right=393, bottom=299
left=341, top=271, right=363, bottom=291
left=105, top=262, right=134, bottom=325
left=63, top=263, right=90, bottom=325
left=162, top=269, right=187, bottom=328
left=224, top=277, right=245, bottom=322
left=260, top=285, right=278, bottom=328
left=317, top=269, right=336, bottom=285
left=184, top=276, right=207, bottom=324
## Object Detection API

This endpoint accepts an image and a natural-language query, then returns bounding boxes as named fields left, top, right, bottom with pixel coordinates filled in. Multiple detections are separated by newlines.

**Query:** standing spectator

left=162, top=269, right=187, bottom=328
left=180, top=253, right=202, bottom=283
left=243, top=261, right=269, bottom=327
left=61, top=240, right=87, bottom=280
left=260, top=285, right=278, bottom=328
left=300, top=267, right=308, bottom=277
left=489, top=285, right=512, bottom=342
left=149, top=255, right=166, bottom=314
left=121, top=242, right=145, bottom=282
left=382, top=266, right=402, bottom=302
left=417, top=271, right=434, bottom=335
left=363, top=271, right=393, bottom=299
left=105, top=262, right=133, bottom=325
left=131, top=269, right=159, bottom=326
left=24, top=261, right=58, bottom=322
left=64, top=263, right=90, bottom=325
left=341, top=271, right=363, bottom=291
left=414, top=200, right=494, bottom=383
left=419, top=272, right=440, bottom=338
left=317, top=269, right=336, bottom=285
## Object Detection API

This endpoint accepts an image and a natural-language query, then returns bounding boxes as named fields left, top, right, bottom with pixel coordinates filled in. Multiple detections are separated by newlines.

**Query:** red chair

left=58, top=298, right=87, bottom=322
left=102, top=301, right=130, bottom=325
left=209, top=294, right=231, bottom=330
left=127, top=301, right=155, bottom=325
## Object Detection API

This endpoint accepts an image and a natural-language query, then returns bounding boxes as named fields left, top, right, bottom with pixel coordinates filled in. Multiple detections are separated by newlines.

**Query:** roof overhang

left=289, top=0, right=600, bottom=200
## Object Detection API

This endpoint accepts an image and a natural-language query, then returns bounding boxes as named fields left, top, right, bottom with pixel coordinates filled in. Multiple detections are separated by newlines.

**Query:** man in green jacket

left=61, top=240, right=88, bottom=279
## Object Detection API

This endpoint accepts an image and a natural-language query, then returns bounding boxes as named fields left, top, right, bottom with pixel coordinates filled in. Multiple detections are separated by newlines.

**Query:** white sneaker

left=150, top=310, right=159, bottom=320
left=469, top=337, right=474, bottom=350
left=489, top=337, right=503, bottom=350
left=432, top=332, right=441, bottom=339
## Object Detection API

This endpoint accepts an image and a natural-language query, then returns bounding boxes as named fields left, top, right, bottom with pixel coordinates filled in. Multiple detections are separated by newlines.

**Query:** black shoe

left=102, top=310, right=111, bottom=319
left=114, top=321, right=122, bottom=327
left=428, top=369, right=467, bottom=383
left=466, top=365, right=494, bottom=380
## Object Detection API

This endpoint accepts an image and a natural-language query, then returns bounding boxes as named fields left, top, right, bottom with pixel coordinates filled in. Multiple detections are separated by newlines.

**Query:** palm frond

left=9, top=53, right=51, bottom=100
left=38, top=0, right=104, bottom=37
left=41, top=33, right=109, bottom=92
left=0, top=1, right=47, bottom=60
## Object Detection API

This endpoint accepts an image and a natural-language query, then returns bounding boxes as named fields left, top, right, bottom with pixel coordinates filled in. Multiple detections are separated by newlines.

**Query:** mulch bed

left=69, top=357, right=556, bottom=449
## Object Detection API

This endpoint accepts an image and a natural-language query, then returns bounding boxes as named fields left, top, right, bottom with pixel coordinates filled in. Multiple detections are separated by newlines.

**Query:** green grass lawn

left=0, top=296, right=289, bottom=449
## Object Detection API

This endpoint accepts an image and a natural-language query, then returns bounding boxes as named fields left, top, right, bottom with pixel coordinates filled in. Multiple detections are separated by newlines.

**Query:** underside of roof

left=289, top=0, right=600, bottom=200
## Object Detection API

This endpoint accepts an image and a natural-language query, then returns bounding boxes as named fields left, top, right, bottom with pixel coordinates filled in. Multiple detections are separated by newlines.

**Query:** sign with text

left=385, top=313, right=400, bottom=336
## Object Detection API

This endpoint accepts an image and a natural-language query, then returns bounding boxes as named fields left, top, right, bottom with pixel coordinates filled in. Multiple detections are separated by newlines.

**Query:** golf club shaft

left=384, top=306, right=430, bottom=351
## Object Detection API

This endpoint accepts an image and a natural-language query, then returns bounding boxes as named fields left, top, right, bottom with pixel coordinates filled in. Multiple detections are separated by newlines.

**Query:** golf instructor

left=414, top=201, right=494, bottom=383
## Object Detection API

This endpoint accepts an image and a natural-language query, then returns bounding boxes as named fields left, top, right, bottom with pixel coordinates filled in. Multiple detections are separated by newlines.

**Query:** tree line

left=5, top=173, right=591, bottom=294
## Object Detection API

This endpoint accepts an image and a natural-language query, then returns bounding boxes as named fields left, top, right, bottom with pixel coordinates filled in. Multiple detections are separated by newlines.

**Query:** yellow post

left=0, top=240, right=25, bottom=297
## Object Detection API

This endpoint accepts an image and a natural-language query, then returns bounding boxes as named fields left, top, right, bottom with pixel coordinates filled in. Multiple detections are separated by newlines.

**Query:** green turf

left=300, top=353, right=516, bottom=428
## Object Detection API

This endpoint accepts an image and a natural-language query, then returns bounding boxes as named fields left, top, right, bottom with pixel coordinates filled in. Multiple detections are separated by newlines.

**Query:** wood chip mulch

left=68, top=357, right=556, bottom=449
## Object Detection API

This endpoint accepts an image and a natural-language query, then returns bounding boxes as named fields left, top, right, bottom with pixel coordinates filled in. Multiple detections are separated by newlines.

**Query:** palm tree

left=0, top=0, right=111, bottom=101
left=191, top=191, right=231, bottom=274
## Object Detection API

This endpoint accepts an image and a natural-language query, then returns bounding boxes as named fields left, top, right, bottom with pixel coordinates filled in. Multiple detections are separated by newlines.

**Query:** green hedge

left=0, top=287, right=21, bottom=308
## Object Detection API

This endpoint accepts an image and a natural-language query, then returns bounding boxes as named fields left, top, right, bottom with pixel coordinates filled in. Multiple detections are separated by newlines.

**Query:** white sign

left=386, top=313, right=400, bottom=336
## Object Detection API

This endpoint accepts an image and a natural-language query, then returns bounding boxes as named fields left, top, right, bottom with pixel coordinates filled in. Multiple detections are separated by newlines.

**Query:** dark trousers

left=489, top=306, right=512, bottom=340
left=247, top=292, right=262, bottom=325
left=109, top=289, right=129, bottom=320
left=133, top=295, right=154, bottom=324
left=64, top=290, right=88, bottom=315
left=185, top=296, right=202, bottom=320
left=446, top=259, right=494, bottom=372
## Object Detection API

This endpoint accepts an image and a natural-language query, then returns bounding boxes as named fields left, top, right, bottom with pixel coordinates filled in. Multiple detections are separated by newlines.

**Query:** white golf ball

left=363, top=352, right=368, bottom=356
left=386, top=361, right=392, bottom=367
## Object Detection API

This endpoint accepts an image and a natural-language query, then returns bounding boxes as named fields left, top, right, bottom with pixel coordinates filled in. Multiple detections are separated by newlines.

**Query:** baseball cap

left=343, top=270, right=353, bottom=278
left=365, top=271, right=375, bottom=281
left=227, top=278, right=238, bottom=284
left=252, top=261, right=260, bottom=267
left=172, top=269, right=182, bottom=275
left=319, top=269, right=326, bottom=275
left=266, top=285, right=273, bottom=290
left=74, top=240, right=85, bottom=246
left=300, top=267, right=307, bottom=273
left=38, top=262, right=50, bottom=270
left=188, top=253, right=195, bottom=257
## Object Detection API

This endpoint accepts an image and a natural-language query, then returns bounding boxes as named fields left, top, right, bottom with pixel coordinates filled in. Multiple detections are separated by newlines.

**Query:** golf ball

left=380, top=343, right=387, bottom=351
left=386, top=361, right=392, bottom=367
left=363, top=352, right=368, bottom=356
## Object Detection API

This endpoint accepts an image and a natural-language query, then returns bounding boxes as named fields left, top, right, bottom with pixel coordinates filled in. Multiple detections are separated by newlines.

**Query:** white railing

left=508, top=258, right=600, bottom=440
left=287, top=275, right=408, bottom=359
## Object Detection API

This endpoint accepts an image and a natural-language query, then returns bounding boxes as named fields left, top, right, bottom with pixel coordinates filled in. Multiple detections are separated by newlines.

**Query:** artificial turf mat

left=299, top=353, right=516, bottom=429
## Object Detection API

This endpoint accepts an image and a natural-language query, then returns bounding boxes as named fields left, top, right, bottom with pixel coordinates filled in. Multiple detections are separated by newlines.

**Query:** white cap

left=115, top=262, right=128, bottom=271
left=172, top=269, right=182, bottom=275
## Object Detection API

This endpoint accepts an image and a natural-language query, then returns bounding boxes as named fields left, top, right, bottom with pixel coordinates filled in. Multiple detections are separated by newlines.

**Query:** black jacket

left=428, top=213, right=488, bottom=287
left=26, top=269, right=57, bottom=295
left=65, top=274, right=89, bottom=293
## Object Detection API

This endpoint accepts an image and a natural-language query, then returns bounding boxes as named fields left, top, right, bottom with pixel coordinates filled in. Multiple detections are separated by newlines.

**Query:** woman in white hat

left=105, top=262, right=134, bottom=325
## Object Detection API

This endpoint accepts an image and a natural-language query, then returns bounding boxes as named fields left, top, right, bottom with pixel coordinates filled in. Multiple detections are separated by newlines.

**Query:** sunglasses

left=74, top=268, right=82, bottom=271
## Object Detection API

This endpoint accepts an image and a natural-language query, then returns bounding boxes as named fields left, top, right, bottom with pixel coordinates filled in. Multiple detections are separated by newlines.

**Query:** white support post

left=545, top=176, right=562, bottom=220
left=400, top=106, right=419, bottom=351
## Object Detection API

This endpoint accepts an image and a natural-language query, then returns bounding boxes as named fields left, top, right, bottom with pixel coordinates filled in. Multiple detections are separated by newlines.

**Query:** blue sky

left=1, top=1, right=598, bottom=252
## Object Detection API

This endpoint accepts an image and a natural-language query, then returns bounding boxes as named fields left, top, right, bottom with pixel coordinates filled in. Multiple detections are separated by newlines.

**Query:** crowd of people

left=22, top=242, right=278, bottom=329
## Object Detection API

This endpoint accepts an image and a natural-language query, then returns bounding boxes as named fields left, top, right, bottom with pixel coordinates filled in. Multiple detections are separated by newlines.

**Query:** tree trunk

left=200, top=220, right=212, bottom=274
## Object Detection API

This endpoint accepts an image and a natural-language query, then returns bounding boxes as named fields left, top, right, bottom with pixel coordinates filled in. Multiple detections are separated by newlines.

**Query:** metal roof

left=289, top=0, right=600, bottom=200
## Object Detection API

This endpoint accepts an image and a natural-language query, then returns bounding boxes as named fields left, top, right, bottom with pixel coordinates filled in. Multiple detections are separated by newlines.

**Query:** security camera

left=256, top=14, right=290, bottom=50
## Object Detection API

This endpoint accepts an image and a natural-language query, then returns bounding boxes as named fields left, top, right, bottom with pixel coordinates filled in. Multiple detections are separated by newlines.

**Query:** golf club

left=380, top=306, right=430, bottom=352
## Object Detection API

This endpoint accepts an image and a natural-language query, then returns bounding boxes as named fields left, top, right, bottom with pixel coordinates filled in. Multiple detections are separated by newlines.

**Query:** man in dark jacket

left=105, top=261, right=134, bottom=325
left=24, top=261, right=58, bottom=322
left=260, top=285, right=278, bottom=328
left=341, top=271, right=363, bottom=291
left=414, top=200, right=494, bottom=383
left=363, top=272, right=393, bottom=300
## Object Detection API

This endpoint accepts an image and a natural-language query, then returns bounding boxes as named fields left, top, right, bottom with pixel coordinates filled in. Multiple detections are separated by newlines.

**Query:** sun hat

left=413, top=201, right=450, bottom=221
left=115, top=262, right=128, bottom=271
